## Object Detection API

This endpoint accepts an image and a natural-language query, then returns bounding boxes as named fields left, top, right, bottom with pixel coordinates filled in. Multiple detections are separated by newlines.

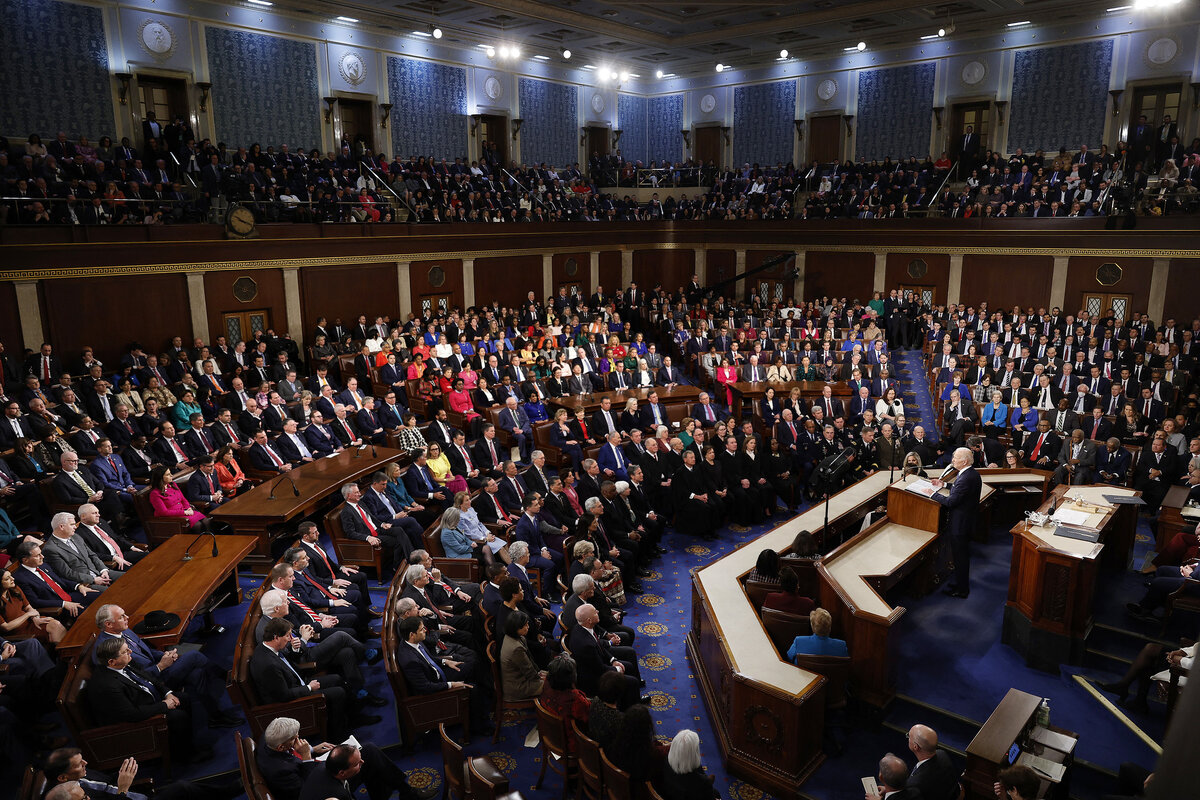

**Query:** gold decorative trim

left=1, top=243, right=1197, bottom=281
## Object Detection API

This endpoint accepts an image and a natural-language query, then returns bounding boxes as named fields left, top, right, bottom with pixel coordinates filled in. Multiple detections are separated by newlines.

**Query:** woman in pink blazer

left=148, top=464, right=207, bottom=529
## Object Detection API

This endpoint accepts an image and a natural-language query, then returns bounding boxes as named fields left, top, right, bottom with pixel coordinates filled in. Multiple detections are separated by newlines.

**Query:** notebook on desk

left=1029, top=725, right=1076, bottom=755
left=1018, top=751, right=1067, bottom=783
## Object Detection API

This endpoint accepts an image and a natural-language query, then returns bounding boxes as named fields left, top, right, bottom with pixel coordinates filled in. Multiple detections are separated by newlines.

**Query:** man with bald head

left=930, top=447, right=981, bottom=599
left=905, top=724, right=958, bottom=800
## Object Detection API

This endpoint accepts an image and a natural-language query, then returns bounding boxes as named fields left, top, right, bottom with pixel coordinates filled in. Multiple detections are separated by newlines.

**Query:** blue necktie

left=121, top=669, right=158, bottom=697
left=416, top=643, right=445, bottom=680
left=278, top=649, right=304, bottom=683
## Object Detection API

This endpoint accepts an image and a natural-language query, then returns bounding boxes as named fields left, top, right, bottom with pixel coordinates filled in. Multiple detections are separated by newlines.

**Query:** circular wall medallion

left=908, top=258, right=928, bottom=279
left=699, top=93, right=717, bottom=113
left=427, top=265, right=446, bottom=288
left=1096, top=262, right=1122, bottom=286
left=960, top=60, right=987, bottom=86
left=564, top=257, right=579, bottom=277
left=138, top=19, right=177, bottom=61
left=483, top=75, right=503, bottom=101
left=338, top=51, right=367, bottom=86
left=1145, top=37, right=1179, bottom=67
left=232, top=276, right=258, bottom=303
left=590, top=93, right=606, bottom=114
left=816, top=79, right=837, bottom=102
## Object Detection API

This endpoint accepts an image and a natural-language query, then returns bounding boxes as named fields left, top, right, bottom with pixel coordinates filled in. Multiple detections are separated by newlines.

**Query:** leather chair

left=382, top=568, right=471, bottom=746
left=57, top=633, right=173, bottom=775
left=421, top=516, right=480, bottom=584
left=600, top=748, right=642, bottom=800
left=792, top=653, right=851, bottom=712
left=534, top=697, right=578, bottom=799
left=573, top=719, right=605, bottom=800
left=226, top=582, right=327, bottom=740
left=466, top=755, right=511, bottom=800
left=131, top=486, right=190, bottom=547
left=235, top=730, right=276, bottom=800
left=323, top=501, right=386, bottom=579
left=438, top=723, right=469, bottom=800
left=759, top=607, right=813, bottom=658
left=486, top=639, right=538, bottom=743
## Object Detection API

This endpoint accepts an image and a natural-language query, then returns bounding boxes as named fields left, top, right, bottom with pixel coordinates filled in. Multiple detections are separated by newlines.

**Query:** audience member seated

left=786, top=608, right=849, bottom=661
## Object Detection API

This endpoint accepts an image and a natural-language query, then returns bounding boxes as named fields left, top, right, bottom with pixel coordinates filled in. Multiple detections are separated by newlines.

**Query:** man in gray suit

left=1052, top=429, right=1097, bottom=487
left=41, top=512, right=122, bottom=590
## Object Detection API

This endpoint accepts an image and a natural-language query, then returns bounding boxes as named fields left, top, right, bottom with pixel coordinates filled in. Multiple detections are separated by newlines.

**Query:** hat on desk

left=132, top=610, right=180, bottom=635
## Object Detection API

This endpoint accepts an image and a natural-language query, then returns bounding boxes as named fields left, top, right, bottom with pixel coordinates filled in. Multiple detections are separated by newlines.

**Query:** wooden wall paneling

left=473, top=256, right=541, bottom=310
left=42, top=274, right=192, bottom=366
left=409, top=258, right=464, bottom=315
left=632, top=249, right=695, bottom=293
left=204, top=268, right=288, bottom=345
left=0, top=282, right=25, bottom=355
left=884, top=253, right=951, bottom=303
left=706, top=249, right=735, bottom=287
left=1161, top=259, right=1198, bottom=325
left=803, top=251, right=875, bottom=303
left=551, top=252, right=591, bottom=298
left=959, top=255, right=1055, bottom=311
left=300, top=264, right=400, bottom=336
left=1063, top=256, right=1153, bottom=320
left=598, top=251, right=622, bottom=295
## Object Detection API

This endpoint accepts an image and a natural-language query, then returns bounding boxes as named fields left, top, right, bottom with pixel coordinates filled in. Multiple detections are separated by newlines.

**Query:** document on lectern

left=905, top=479, right=938, bottom=498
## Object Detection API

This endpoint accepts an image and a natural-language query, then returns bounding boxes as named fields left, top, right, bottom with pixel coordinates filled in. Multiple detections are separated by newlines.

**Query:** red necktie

left=356, top=505, right=377, bottom=534
left=37, top=568, right=71, bottom=602
left=225, top=423, right=238, bottom=442
left=309, top=543, right=335, bottom=576
left=460, top=445, right=473, bottom=469
left=493, top=495, right=512, bottom=523
left=303, top=572, right=336, bottom=599
left=488, top=440, right=498, bottom=466
left=207, top=473, right=216, bottom=494
left=788, top=422, right=796, bottom=439
left=342, top=421, right=353, bottom=441
left=265, top=445, right=283, bottom=466
left=513, top=479, right=524, bottom=500
left=286, top=592, right=320, bottom=622
left=88, top=524, right=124, bottom=560
left=108, top=456, right=118, bottom=473
left=1031, top=434, right=1045, bottom=460
left=170, top=439, right=186, bottom=462
left=1144, top=401, right=1151, bottom=417
left=825, top=399, right=832, bottom=416
left=42, top=357, right=50, bottom=381
left=706, top=404, right=714, bottom=421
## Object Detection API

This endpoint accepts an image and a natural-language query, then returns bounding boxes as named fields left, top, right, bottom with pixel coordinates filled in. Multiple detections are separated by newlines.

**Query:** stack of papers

left=1051, top=508, right=1092, bottom=527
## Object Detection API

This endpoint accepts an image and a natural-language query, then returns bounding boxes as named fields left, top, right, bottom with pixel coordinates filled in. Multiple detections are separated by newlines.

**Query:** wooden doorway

left=480, top=114, right=509, bottom=168
left=900, top=284, right=937, bottom=308
left=136, top=75, right=189, bottom=139
left=951, top=102, right=990, bottom=167
left=223, top=309, right=270, bottom=345
left=808, top=116, right=842, bottom=164
left=338, top=98, right=376, bottom=157
left=1128, top=82, right=1181, bottom=167
left=587, top=126, right=609, bottom=159
left=755, top=280, right=786, bottom=305
left=695, top=126, right=723, bottom=170
left=1082, top=293, right=1133, bottom=323
left=418, top=294, right=451, bottom=318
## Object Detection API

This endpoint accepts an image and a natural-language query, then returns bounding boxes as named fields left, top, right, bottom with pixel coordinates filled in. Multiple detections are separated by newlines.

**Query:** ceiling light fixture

left=857, top=41, right=867, bottom=51
left=655, top=69, right=664, bottom=79
left=1106, top=4, right=1132, bottom=10
left=715, top=62, right=725, bottom=72
left=336, top=16, right=358, bottom=23
left=411, top=30, right=432, bottom=37
left=1006, top=20, right=1030, bottom=27
left=779, top=48, right=789, bottom=59
left=619, top=71, right=630, bottom=82
left=562, top=48, right=571, bottom=59
left=498, top=45, right=510, bottom=58
left=246, top=0, right=272, bottom=6
left=485, top=46, right=496, bottom=58
left=920, top=33, right=940, bottom=40
left=533, top=54, right=549, bottom=60
left=432, top=26, right=442, bottom=39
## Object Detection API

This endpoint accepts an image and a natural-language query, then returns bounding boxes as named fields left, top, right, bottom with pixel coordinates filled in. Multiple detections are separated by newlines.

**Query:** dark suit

left=932, top=466, right=981, bottom=594
left=248, top=642, right=347, bottom=736
left=86, top=662, right=197, bottom=755
left=14, top=562, right=86, bottom=608
left=1133, top=449, right=1179, bottom=512
left=248, top=441, right=290, bottom=472
left=907, top=751, right=959, bottom=800
left=566, top=623, right=641, bottom=707
left=340, top=500, right=408, bottom=571
left=394, top=640, right=452, bottom=694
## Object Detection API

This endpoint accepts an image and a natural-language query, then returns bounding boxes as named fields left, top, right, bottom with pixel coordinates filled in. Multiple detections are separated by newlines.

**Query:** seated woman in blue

left=980, top=390, right=1009, bottom=439
left=439, top=506, right=478, bottom=560
left=523, top=391, right=548, bottom=423
left=787, top=607, right=849, bottom=661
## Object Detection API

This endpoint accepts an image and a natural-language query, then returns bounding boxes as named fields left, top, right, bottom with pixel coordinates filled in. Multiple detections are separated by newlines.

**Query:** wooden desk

left=964, top=689, right=1041, bottom=800
left=210, top=447, right=406, bottom=566
left=545, top=385, right=700, bottom=415
left=1156, top=483, right=1194, bottom=551
left=687, top=471, right=899, bottom=799
left=1003, top=485, right=1140, bottom=671
left=57, top=533, right=257, bottom=659
left=726, top=380, right=851, bottom=420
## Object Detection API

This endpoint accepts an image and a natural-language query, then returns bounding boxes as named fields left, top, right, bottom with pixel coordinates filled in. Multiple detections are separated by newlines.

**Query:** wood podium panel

left=963, top=689, right=1041, bottom=800
left=726, top=380, right=852, bottom=420
left=688, top=471, right=900, bottom=797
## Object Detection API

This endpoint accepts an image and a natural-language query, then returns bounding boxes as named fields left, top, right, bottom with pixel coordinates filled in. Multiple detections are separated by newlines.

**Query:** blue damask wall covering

left=856, top=63, right=935, bottom=161
left=618, top=94, right=647, bottom=165
left=733, top=81, right=796, bottom=167
left=0, top=0, right=114, bottom=140
left=1008, top=40, right=1113, bottom=154
left=518, top=78, right=578, bottom=167
left=388, top=57, right=467, bottom=159
left=647, top=95, right=683, bottom=165
left=206, top=28, right=320, bottom=150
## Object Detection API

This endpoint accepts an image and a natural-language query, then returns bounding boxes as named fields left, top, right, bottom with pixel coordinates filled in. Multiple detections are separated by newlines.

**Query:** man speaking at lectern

left=930, top=447, right=981, bottom=599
